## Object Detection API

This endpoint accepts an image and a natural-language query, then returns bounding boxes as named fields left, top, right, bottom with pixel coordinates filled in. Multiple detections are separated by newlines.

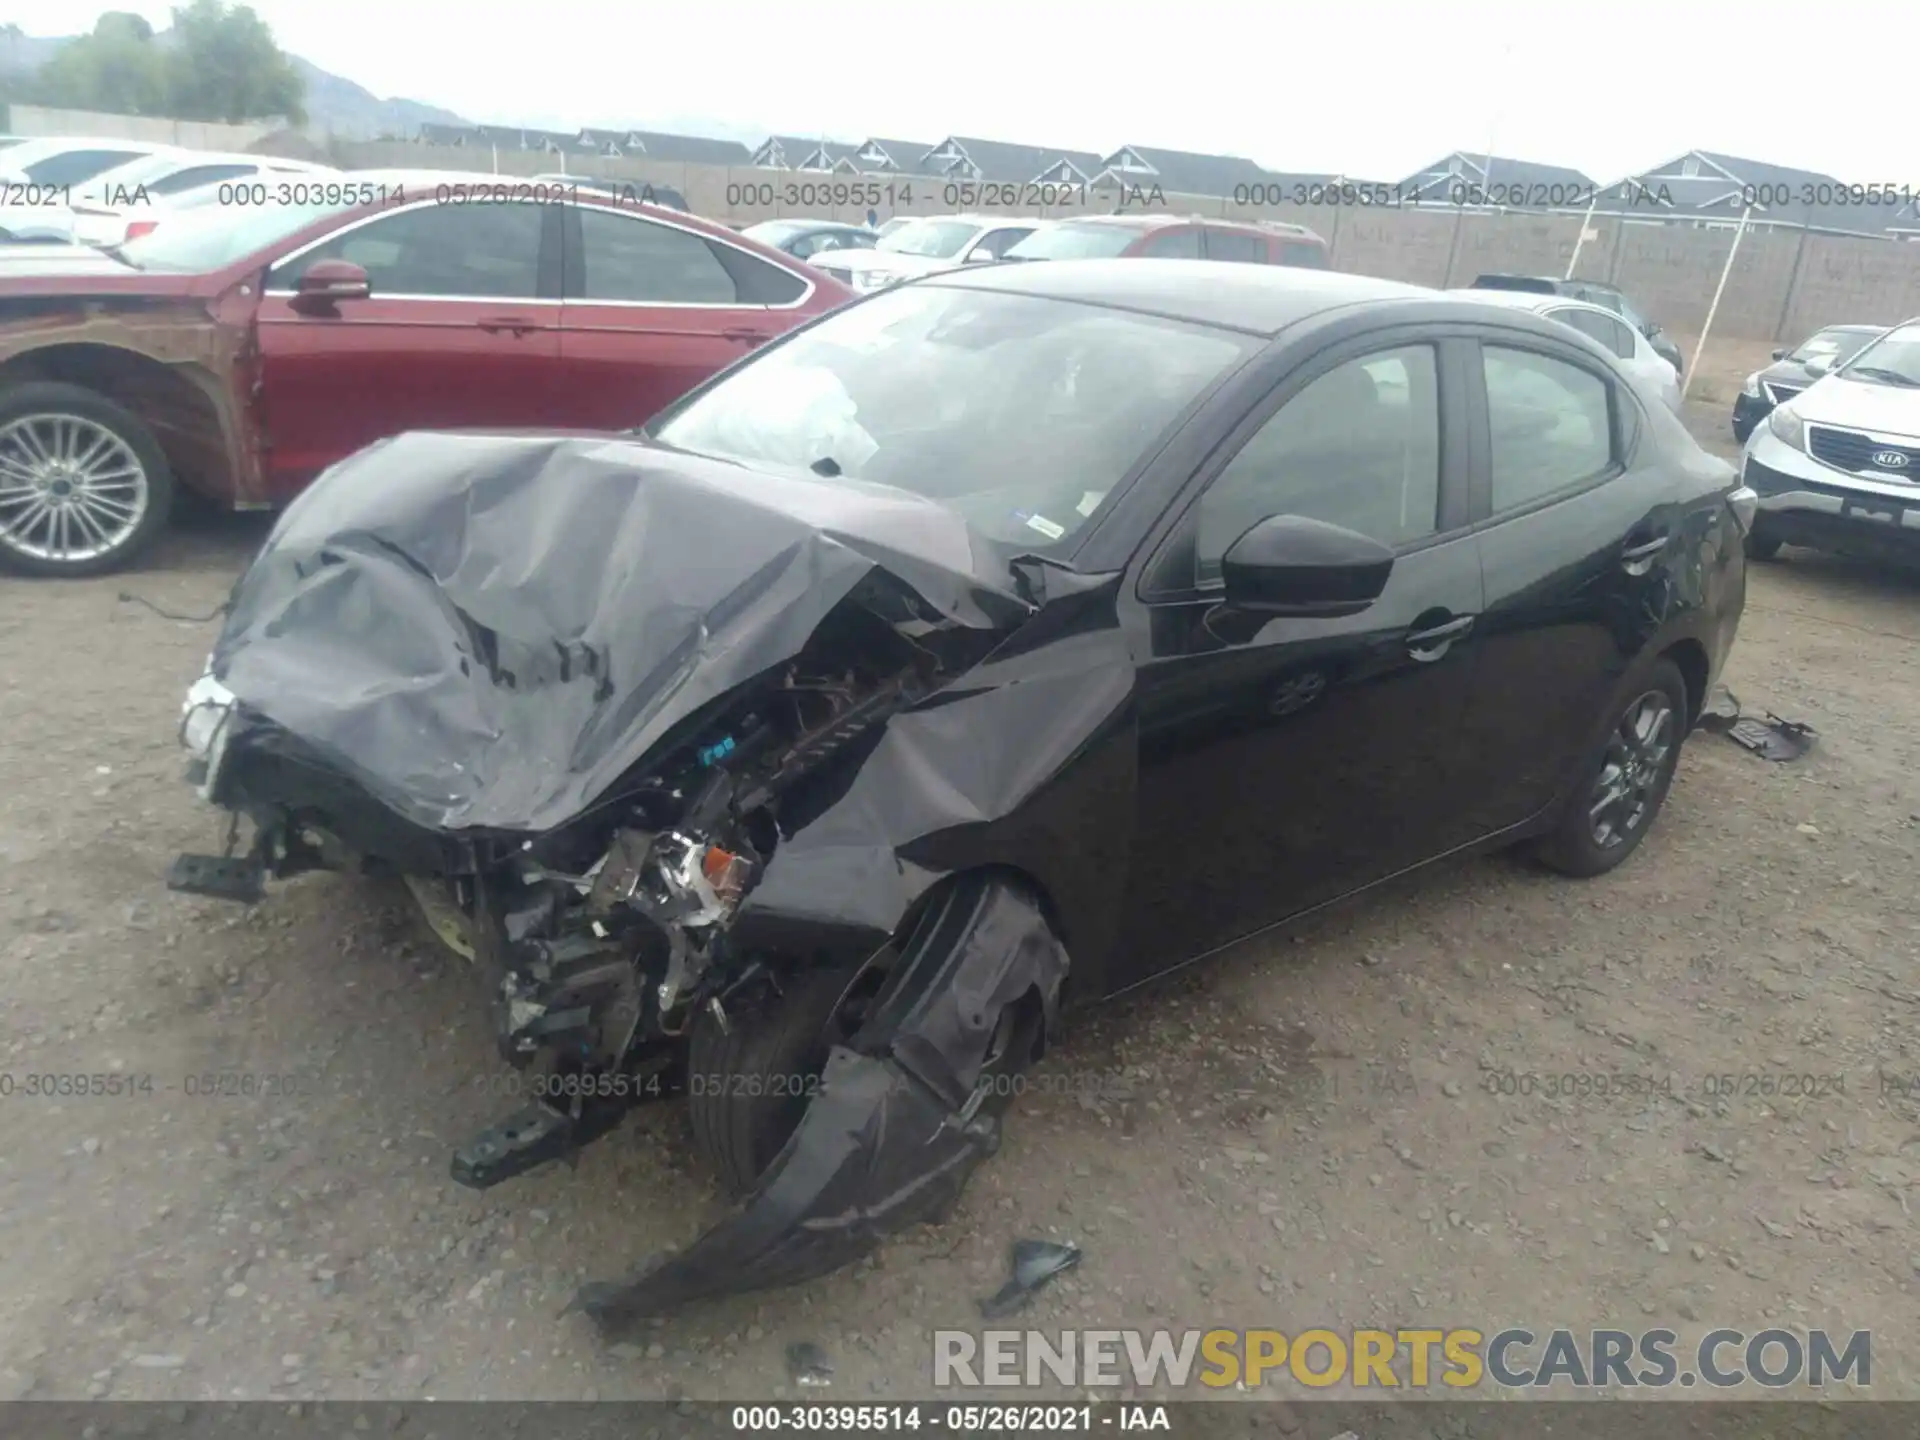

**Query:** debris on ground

left=1698, top=686, right=1816, bottom=761
left=979, top=1239, right=1083, bottom=1319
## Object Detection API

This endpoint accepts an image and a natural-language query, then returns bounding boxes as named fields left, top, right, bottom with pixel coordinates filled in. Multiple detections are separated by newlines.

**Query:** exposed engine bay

left=166, top=430, right=1105, bottom=1322
left=182, top=578, right=995, bottom=1188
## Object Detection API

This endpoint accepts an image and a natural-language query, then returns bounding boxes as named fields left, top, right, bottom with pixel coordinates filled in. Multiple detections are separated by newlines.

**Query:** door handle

left=722, top=327, right=770, bottom=345
left=477, top=316, right=539, bottom=336
left=1405, top=614, right=1475, bottom=660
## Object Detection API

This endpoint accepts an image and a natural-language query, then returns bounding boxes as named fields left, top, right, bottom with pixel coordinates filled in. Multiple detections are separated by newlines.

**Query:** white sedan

left=1450, top=288, right=1684, bottom=413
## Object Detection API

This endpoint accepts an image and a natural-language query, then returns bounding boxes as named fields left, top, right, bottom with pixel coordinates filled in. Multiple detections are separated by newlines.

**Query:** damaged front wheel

left=575, top=873, right=1067, bottom=1326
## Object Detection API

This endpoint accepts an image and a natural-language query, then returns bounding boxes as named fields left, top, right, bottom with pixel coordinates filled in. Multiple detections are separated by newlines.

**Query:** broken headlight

left=180, top=670, right=235, bottom=757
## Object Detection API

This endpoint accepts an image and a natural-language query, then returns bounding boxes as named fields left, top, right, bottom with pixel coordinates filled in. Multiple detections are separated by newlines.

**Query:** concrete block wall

left=8, top=103, right=274, bottom=150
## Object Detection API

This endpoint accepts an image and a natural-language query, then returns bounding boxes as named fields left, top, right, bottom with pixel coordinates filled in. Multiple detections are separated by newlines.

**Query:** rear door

left=255, top=198, right=563, bottom=496
left=1452, top=330, right=1686, bottom=834
left=556, top=203, right=812, bottom=429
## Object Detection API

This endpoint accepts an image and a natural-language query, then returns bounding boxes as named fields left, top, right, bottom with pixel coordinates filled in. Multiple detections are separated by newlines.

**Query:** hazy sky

left=9, top=0, right=1914, bottom=185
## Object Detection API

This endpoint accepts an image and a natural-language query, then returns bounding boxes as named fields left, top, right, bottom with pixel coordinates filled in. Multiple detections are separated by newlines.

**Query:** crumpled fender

left=571, top=880, right=1069, bottom=1328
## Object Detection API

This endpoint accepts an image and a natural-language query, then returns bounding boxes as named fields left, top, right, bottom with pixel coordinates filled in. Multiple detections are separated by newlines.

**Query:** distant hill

left=0, top=30, right=470, bottom=139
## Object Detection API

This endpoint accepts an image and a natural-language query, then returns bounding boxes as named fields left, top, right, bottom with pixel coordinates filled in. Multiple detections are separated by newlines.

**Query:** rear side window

left=576, top=208, right=803, bottom=304
left=1279, top=240, right=1328, bottom=268
left=1140, top=228, right=1202, bottom=259
left=1482, top=345, right=1616, bottom=511
left=1548, top=307, right=1633, bottom=360
left=1204, top=229, right=1265, bottom=263
left=24, top=149, right=145, bottom=185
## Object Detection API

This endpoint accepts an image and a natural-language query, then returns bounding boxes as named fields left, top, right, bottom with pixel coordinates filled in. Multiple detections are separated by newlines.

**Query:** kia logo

left=1872, top=449, right=1911, bottom=469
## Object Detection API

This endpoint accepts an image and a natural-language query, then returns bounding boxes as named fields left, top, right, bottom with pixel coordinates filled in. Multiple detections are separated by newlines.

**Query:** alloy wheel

left=1587, top=689, right=1676, bottom=849
left=0, top=413, right=150, bottom=566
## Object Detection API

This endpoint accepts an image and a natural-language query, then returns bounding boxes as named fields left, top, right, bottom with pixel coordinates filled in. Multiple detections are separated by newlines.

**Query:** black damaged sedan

left=170, top=260, right=1752, bottom=1325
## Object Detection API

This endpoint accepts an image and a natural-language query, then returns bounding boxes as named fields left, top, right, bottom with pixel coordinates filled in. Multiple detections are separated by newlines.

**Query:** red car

left=0, top=170, right=850, bottom=575
left=1003, top=213, right=1331, bottom=267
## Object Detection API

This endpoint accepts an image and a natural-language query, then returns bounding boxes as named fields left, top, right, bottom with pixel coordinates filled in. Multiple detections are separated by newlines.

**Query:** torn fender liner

left=209, top=430, right=1030, bottom=834
left=572, top=881, right=1069, bottom=1326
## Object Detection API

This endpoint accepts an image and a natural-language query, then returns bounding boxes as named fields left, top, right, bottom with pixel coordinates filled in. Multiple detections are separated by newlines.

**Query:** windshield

left=1792, top=328, right=1878, bottom=366
left=651, top=283, right=1254, bottom=553
left=878, top=219, right=979, bottom=259
left=115, top=197, right=360, bottom=272
left=1836, top=323, right=1920, bottom=388
left=1005, top=224, right=1137, bottom=261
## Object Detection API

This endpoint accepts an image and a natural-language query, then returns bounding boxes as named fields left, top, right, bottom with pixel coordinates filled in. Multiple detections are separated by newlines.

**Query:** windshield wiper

left=1845, top=365, right=1920, bottom=388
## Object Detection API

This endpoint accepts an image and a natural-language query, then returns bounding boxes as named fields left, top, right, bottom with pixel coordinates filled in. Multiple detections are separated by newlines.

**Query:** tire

left=1533, top=658, right=1688, bottom=879
left=687, top=875, right=1049, bottom=1196
left=687, top=963, right=875, bottom=1197
left=1745, top=529, right=1783, bottom=561
left=0, top=381, right=175, bottom=577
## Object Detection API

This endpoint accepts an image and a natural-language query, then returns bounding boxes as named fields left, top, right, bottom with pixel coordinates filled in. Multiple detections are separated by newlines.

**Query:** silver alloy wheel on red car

left=0, top=412, right=151, bottom=567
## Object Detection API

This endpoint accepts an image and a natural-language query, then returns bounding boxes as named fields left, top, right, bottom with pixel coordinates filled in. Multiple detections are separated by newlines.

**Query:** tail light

left=124, top=220, right=159, bottom=243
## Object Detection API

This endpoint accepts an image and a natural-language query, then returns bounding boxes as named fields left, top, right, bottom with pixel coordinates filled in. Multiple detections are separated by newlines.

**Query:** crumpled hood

left=209, top=429, right=1031, bottom=835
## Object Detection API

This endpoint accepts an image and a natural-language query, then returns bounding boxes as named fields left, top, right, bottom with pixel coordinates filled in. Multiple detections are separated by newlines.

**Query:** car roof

left=1809, top=323, right=1884, bottom=334
left=931, top=258, right=1439, bottom=336
left=1449, top=288, right=1619, bottom=317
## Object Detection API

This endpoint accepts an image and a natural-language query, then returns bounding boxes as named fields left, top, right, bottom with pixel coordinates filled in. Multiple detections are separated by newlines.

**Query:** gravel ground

left=1, top=402, right=1917, bottom=1405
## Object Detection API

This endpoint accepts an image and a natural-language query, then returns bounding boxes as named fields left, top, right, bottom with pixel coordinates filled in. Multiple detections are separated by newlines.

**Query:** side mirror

left=1771, top=347, right=1789, bottom=361
left=964, top=246, right=996, bottom=264
left=288, top=258, right=370, bottom=314
left=1221, top=514, right=1394, bottom=618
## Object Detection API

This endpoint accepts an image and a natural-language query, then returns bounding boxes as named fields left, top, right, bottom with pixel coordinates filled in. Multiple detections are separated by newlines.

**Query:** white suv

left=1741, top=317, right=1920, bottom=561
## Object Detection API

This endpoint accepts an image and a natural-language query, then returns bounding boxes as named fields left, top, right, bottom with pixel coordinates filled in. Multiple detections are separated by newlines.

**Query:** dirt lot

left=2, top=401, right=1917, bottom=1405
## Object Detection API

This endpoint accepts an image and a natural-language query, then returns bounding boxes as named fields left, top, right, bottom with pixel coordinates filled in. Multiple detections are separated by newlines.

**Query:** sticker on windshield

left=1076, top=490, right=1105, bottom=517
left=1015, top=511, right=1067, bottom=541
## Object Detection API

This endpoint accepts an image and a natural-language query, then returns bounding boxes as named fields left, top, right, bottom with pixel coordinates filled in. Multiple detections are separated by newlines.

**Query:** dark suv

left=1471, top=275, right=1683, bottom=375
left=1004, top=214, right=1330, bottom=267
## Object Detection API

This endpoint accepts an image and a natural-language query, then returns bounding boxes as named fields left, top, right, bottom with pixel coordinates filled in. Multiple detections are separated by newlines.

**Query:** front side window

left=1195, top=346, right=1443, bottom=582
left=1482, top=345, right=1615, bottom=510
left=653, top=284, right=1255, bottom=553
left=1279, top=241, right=1328, bottom=268
left=269, top=201, right=543, bottom=298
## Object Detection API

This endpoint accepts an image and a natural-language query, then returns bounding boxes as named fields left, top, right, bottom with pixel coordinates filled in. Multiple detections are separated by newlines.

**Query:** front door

left=1120, top=337, right=1487, bottom=983
left=255, top=199, right=563, bottom=497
